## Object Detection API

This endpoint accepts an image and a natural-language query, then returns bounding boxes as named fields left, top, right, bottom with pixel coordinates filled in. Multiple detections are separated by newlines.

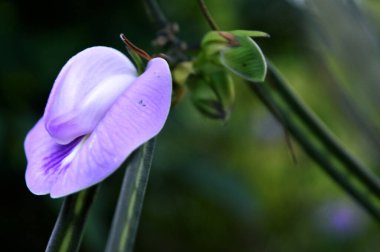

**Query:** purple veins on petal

left=42, top=136, right=83, bottom=174
left=24, top=47, right=172, bottom=198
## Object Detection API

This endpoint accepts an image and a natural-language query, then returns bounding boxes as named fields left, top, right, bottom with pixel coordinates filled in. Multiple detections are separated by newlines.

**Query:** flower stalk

left=46, top=186, right=99, bottom=252
left=105, top=139, right=156, bottom=252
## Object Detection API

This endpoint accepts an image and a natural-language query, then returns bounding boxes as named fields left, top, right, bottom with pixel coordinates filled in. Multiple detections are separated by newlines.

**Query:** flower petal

left=50, top=57, right=172, bottom=197
left=24, top=120, right=84, bottom=195
left=25, top=57, right=172, bottom=198
left=44, top=46, right=137, bottom=145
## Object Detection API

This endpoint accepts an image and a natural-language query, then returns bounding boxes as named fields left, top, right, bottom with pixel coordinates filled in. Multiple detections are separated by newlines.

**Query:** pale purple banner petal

left=44, top=46, right=137, bottom=144
left=50, top=58, right=172, bottom=197
left=24, top=57, right=172, bottom=198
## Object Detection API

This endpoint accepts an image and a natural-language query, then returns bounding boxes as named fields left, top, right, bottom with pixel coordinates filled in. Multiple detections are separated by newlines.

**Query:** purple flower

left=24, top=46, right=172, bottom=198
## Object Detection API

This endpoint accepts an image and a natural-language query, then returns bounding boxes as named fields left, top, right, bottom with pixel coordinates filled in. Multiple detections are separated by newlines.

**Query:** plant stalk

left=105, top=139, right=156, bottom=252
left=267, top=64, right=380, bottom=198
left=250, top=83, right=380, bottom=223
left=46, top=186, right=99, bottom=252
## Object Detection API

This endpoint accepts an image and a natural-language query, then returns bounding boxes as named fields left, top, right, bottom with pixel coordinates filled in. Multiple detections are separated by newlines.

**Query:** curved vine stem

left=196, top=0, right=220, bottom=31
left=250, top=82, right=380, bottom=222
left=46, top=186, right=99, bottom=252
left=143, top=0, right=380, bottom=222
left=194, top=0, right=380, bottom=221
left=267, top=63, right=380, bottom=198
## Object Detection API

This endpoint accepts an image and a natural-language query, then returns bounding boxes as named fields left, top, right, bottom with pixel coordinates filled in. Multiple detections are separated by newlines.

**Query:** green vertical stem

left=267, top=63, right=380, bottom=198
left=105, top=139, right=156, bottom=252
left=46, top=186, right=99, bottom=252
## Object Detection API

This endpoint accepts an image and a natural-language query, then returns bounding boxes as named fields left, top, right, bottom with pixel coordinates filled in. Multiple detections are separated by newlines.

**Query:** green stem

left=146, top=0, right=380, bottom=222
left=46, top=186, right=99, bottom=252
left=249, top=83, right=380, bottom=222
left=196, top=0, right=220, bottom=31
left=267, top=63, right=380, bottom=198
left=105, top=139, right=156, bottom=252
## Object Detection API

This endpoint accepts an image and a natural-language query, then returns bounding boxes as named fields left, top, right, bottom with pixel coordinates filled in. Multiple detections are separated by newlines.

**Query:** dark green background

left=1, top=0, right=379, bottom=251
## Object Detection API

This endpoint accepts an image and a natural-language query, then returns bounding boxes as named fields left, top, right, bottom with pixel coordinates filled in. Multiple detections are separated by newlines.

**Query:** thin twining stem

left=196, top=0, right=220, bottom=31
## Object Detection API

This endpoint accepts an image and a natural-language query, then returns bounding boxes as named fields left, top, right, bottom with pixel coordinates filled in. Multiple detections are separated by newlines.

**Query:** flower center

left=61, top=134, right=89, bottom=167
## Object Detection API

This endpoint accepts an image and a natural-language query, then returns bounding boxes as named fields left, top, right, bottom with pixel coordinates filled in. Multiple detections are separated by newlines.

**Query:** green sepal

left=209, top=71, right=235, bottom=117
left=201, top=30, right=268, bottom=48
left=193, top=98, right=228, bottom=120
left=201, top=31, right=228, bottom=48
left=172, top=62, right=193, bottom=106
left=188, top=71, right=235, bottom=121
left=173, top=61, right=193, bottom=86
left=220, top=36, right=267, bottom=82
left=229, top=30, right=269, bottom=38
left=125, top=47, right=146, bottom=75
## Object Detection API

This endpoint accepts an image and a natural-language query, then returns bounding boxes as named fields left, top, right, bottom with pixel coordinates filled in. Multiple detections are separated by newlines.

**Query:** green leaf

left=220, top=36, right=267, bottom=82
left=105, top=139, right=156, bottom=252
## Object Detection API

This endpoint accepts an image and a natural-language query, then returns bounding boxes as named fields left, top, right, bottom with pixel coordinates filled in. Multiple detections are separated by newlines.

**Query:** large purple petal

left=25, top=57, right=172, bottom=198
left=44, top=46, right=137, bottom=145
left=50, top=58, right=171, bottom=197
left=25, top=120, right=83, bottom=195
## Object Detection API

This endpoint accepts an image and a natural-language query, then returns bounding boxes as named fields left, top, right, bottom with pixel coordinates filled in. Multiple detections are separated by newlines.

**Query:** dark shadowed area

left=1, top=0, right=379, bottom=251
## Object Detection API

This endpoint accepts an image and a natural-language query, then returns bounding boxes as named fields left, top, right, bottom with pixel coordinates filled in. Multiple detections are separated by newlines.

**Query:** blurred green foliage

left=0, top=0, right=379, bottom=251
